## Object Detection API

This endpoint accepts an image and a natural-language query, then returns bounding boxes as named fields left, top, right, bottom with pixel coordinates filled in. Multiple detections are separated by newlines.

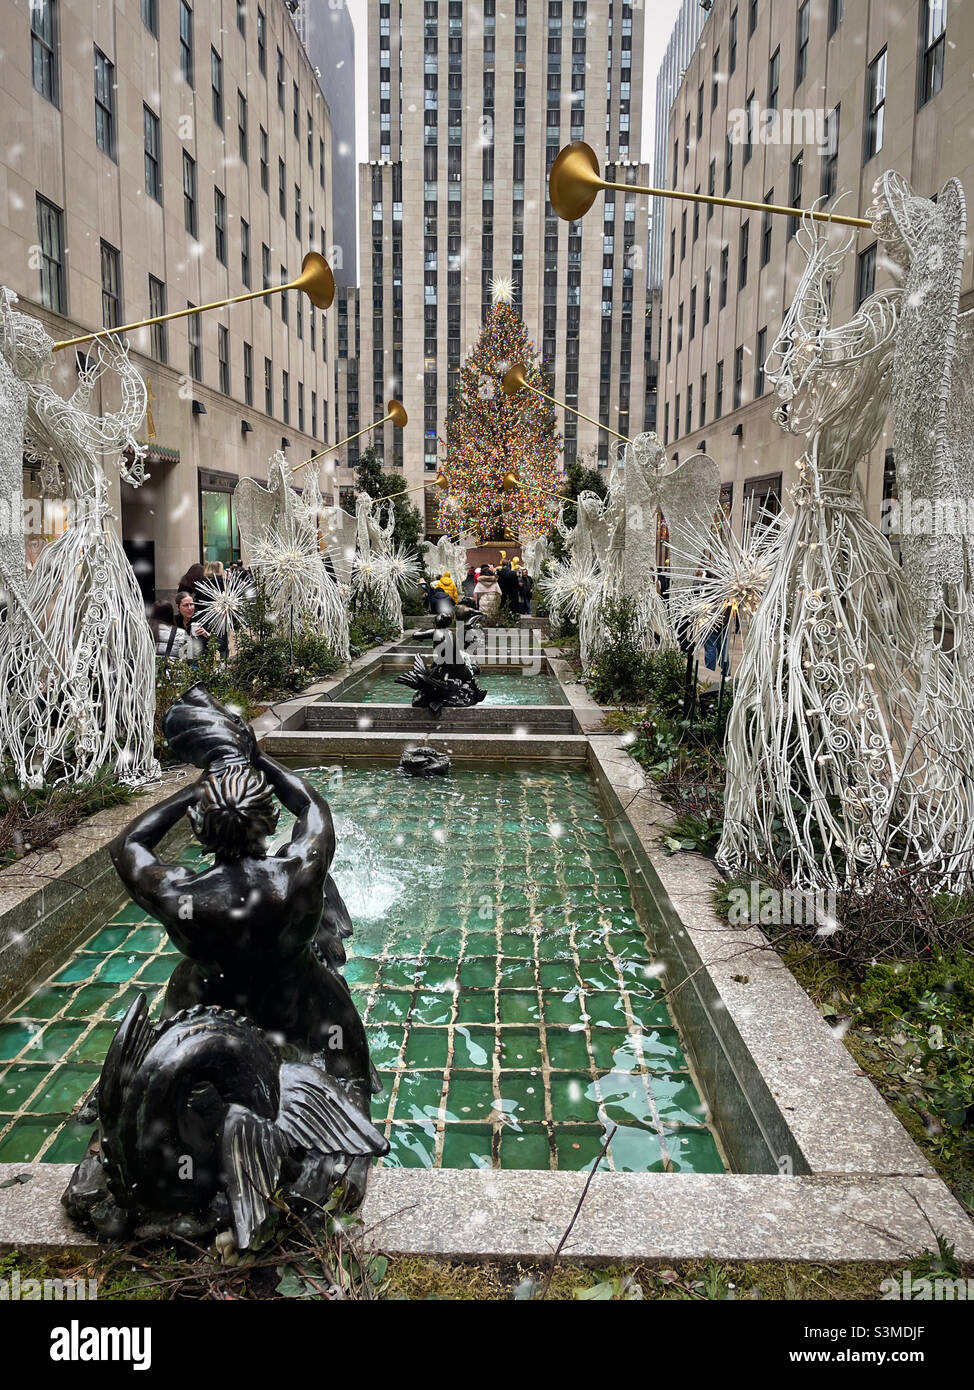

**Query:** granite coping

left=584, top=736, right=943, bottom=1182
left=261, top=730, right=591, bottom=760
left=2, top=1164, right=972, bottom=1263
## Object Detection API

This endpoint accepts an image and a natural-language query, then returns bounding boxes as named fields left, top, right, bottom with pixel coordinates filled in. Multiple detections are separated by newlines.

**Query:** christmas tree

left=436, top=281, right=562, bottom=541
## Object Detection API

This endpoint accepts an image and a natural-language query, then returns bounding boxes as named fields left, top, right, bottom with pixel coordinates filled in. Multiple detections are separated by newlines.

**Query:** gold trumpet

left=53, top=252, right=335, bottom=352
left=501, top=469, right=575, bottom=505
left=293, top=399, right=408, bottom=474
left=502, top=363, right=630, bottom=444
left=548, top=141, right=873, bottom=230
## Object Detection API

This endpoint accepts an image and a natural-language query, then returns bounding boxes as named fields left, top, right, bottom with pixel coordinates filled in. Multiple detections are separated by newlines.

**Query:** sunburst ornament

left=194, top=568, right=257, bottom=638
left=489, top=275, right=516, bottom=305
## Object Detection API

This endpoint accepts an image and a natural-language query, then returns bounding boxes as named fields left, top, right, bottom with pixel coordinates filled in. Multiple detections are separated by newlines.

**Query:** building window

left=279, top=158, right=286, bottom=217
left=141, top=0, right=158, bottom=35
left=211, top=48, right=223, bottom=127
left=739, top=220, right=749, bottom=288
left=795, top=1, right=809, bottom=86
left=704, top=267, right=712, bottom=325
left=711, top=45, right=720, bottom=110
left=708, top=158, right=716, bottom=219
left=264, top=357, right=273, bottom=414
left=143, top=105, right=162, bottom=202
left=183, top=151, right=197, bottom=236
left=282, top=370, right=290, bottom=424
left=259, top=127, right=268, bottom=192
left=93, top=49, right=116, bottom=159
left=724, top=134, right=733, bottom=194
left=749, top=0, right=758, bottom=34
left=856, top=243, right=877, bottom=308
left=756, top=327, right=767, bottom=395
left=31, top=0, right=59, bottom=106
left=36, top=195, right=66, bottom=314
left=729, top=7, right=738, bottom=74
left=243, top=342, right=253, bottom=407
left=261, top=244, right=270, bottom=307
left=276, top=47, right=284, bottom=109
left=148, top=275, right=167, bottom=362
left=237, top=91, right=248, bottom=163
left=865, top=49, right=887, bottom=161
left=236, top=0, right=246, bottom=36
left=218, top=325, right=230, bottom=395
left=719, top=245, right=729, bottom=309
left=188, top=306, right=202, bottom=381
left=734, top=345, right=744, bottom=410
left=715, top=360, right=724, bottom=418
left=240, top=219, right=250, bottom=286
left=298, top=382, right=305, bottom=432
left=280, top=267, right=288, bottom=324
left=214, top=187, right=227, bottom=265
left=744, top=90, right=754, bottom=165
left=311, top=390, right=317, bottom=437
left=768, top=47, right=780, bottom=112
left=685, top=385, right=693, bottom=435
left=700, top=372, right=708, bottom=427
left=689, top=287, right=697, bottom=340
left=821, top=105, right=839, bottom=198
left=789, top=151, right=803, bottom=237
left=179, top=1, right=194, bottom=86
left=293, top=81, right=300, bottom=139
left=761, top=193, right=773, bottom=265
left=828, top=0, right=843, bottom=36
left=257, top=7, right=266, bottom=75
left=100, top=241, right=121, bottom=328
left=294, top=183, right=301, bottom=239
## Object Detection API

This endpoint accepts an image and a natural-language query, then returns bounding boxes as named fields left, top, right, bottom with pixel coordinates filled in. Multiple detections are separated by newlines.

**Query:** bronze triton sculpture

left=399, top=584, right=488, bottom=716
left=63, top=686, right=388, bottom=1249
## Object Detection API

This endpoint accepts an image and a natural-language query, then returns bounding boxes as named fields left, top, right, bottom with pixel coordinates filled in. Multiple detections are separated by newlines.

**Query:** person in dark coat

left=497, top=561, right=519, bottom=612
left=462, top=567, right=477, bottom=600
left=518, top=569, right=533, bottom=615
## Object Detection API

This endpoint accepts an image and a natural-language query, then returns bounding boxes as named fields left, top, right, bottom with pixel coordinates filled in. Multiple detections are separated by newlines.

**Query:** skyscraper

left=349, top=0, right=656, bottom=531
left=296, top=0, right=359, bottom=289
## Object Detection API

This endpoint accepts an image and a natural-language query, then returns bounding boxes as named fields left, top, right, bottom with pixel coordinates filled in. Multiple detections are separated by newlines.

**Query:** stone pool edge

left=2, top=1164, right=972, bottom=1262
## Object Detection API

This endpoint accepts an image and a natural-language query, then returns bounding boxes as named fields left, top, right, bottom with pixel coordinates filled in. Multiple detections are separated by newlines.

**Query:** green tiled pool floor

left=0, top=764, right=724, bottom=1175
left=343, top=665, right=568, bottom=706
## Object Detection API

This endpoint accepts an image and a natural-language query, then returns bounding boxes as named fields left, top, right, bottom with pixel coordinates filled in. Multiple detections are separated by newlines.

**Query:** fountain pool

left=0, top=761, right=723, bottom=1176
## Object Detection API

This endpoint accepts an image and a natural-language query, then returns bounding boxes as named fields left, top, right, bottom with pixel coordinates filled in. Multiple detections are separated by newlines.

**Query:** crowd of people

left=457, top=560, right=533, bottom=624
left=150, top=551, right=534, bottom=670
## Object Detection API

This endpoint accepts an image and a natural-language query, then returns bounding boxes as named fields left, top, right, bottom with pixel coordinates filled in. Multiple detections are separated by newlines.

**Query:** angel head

left=625, top=432, right=666, bottom=476
left=0, top=288, right=55, bottom=382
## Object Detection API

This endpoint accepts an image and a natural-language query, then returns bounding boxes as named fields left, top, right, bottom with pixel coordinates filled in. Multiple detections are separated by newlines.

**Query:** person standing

left=171, top=591, right=209, bottom=663
left=518, top=569, right=533, bottom=615
left=497, top=560, right=519, bottom=613
left=462, top=567, right=477, bottom=600
left=473, top=565, right=503, bottom=623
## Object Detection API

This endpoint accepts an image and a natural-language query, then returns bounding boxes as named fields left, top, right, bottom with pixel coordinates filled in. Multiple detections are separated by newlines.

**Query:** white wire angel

left=351, top=490, right=405, bottom=636
left=0, top=292, right=159, bottom=787
left=234, top=452, right=350, bottom=663
left=718, top=203, right=974, bottom=891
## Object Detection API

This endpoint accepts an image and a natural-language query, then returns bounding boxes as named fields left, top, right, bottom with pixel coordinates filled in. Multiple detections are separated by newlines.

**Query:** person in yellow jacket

left=433, top=571, right=459, bottom=604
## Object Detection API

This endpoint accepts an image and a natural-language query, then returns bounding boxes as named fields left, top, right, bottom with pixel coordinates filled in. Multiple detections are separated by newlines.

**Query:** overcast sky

left=344, top=0, right=686, bottom=169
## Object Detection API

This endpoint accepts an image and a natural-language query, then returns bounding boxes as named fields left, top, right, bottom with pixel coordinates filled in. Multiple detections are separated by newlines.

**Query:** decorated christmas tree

left=436, top=280, right=562, bottom=541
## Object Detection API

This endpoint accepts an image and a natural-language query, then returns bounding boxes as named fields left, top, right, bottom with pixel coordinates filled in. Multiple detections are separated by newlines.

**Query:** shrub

left=587, top=599, right=686, bottom=706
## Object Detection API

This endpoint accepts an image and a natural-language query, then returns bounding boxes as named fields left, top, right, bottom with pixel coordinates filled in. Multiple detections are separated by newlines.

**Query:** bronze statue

left=402, top=587, right=488, bottom=715
left=63, top=687, right=387, bottom=1249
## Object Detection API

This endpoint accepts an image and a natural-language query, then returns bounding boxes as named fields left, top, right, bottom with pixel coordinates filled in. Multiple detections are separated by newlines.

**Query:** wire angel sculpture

left=351, top=491, right=406, bottom=636
left=234, top=452, right=350, bottom=663
left=0, top=291, right=159, bottom=787
left=420, top=535, right=467, bottom=592
left=872, top=171, right=974, bottom=678
left=718, top=202, right=974, bottom=891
